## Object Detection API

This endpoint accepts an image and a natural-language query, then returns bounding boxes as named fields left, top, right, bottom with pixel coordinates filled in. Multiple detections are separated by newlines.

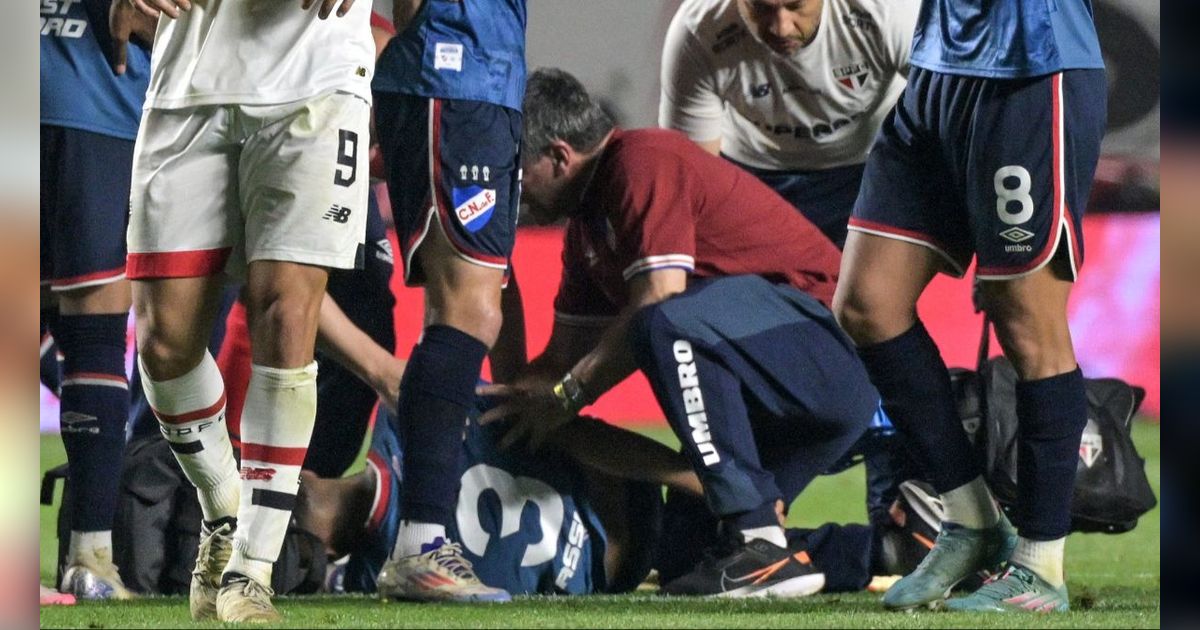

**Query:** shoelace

left=908, top=526, right=968, bottom=576
left=974, top=565, right=1037, bottom=599
left=233, top=578, right=277, bottom=610
left=430, top=542, right=481, bottom=581
left=195, top=525, right=232, bottom=575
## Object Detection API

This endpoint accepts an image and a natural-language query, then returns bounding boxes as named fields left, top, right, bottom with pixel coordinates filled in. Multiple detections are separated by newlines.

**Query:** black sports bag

left=951, top=317, right=1157, bottom=534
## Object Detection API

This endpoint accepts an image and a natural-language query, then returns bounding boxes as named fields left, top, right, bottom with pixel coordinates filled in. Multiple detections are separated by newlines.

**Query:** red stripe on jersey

left=847, top=218, right=956, bottom=258
left=241, top=442, right=308, bottom=466
left=366, top=452, right=392, bottom=533
left=371, top=11, right=396, bottom=35
left=127, top=248, right=232, bottom=279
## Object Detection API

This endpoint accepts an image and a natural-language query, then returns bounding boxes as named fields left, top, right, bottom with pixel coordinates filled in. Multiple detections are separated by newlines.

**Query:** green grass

left=40, top=422, right=1161, bottom=628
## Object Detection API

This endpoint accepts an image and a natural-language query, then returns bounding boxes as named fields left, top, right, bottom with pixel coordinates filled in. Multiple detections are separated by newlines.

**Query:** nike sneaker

left=661, top=535, right=825, bottom=598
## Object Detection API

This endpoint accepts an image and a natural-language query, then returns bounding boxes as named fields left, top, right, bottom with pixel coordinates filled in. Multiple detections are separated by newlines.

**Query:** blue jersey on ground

left=373, top=0, right=527, bottom=112
left=40, top=0, right=151, bottom=140
left=344, top=402, right=608, bottom=595
left=910, top=0, right=1104, bottom=79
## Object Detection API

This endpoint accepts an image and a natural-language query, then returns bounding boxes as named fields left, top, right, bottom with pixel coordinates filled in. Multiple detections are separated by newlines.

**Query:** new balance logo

left=240, top=467, right=277, bottom=481
left=323, top=205, right=352, bottom=223
left=673, top=340, right=720, bottom=467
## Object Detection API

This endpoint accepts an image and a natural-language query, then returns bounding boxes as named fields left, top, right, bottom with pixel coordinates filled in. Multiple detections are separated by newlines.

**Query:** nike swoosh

left=719, top=555, right=795, bottom=591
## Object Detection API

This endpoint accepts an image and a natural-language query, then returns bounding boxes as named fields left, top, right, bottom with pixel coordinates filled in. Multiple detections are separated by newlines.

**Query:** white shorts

left=127, top=91, right=371, bottom=279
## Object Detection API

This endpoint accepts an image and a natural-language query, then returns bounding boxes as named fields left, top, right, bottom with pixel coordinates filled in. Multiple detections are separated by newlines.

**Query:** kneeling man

left=483, top=69, right=879, bottom=598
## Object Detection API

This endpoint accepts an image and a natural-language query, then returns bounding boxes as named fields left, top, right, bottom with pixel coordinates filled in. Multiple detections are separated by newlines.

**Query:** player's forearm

left=568, top=270, right=687, bottom=403
left=551, top=417, right=703, bottom=498
left=391, top=0, right=426, bottom=32
left=567, top=308, right=639, bottom=406
left=315, top=295, right=404, bottom=404
left=488, top=272, right=528, bottom=384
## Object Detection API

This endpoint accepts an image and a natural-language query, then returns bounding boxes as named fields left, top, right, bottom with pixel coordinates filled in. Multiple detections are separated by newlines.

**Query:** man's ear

left=548, top=140, right=573, bottom=176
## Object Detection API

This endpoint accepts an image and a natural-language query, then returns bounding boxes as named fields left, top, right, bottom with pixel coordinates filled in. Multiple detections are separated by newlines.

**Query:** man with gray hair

left=480, top=68, right=881, bottom=597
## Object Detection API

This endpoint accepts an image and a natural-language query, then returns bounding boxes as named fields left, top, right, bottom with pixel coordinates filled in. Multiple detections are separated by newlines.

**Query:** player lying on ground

left=480, top=68, right=881, bottom=598
left=291, top=403, right=946, bottom=596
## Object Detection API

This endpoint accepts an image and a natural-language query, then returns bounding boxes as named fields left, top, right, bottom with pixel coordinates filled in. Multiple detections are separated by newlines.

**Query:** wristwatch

left=552, top=372, right=588, bottom=415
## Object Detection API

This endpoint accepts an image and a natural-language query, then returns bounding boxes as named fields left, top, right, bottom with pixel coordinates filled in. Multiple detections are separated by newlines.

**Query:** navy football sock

left=396, top=325, right=488, bottom=526
left=1015, top=367, right=1088, bottom=540
left=53, top=314, right=129, bottom=532
left=41, top=308, right=62, bottom=393
left=856, top=321, right=979, bottom=494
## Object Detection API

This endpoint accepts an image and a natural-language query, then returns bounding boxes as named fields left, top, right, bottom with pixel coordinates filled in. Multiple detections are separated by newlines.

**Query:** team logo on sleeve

left=452, top=186, right=498, bottom=233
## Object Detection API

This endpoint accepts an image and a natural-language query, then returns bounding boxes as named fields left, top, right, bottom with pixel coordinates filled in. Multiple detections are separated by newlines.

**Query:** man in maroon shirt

left=480, top=69, right=880, bottom=598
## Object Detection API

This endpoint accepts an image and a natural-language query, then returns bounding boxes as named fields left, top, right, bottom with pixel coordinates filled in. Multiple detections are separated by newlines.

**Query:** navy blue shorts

left=40, top=125, right=133, bottom=291
left=851, top=68, right=1107, bottom=280
left=374, top=94, right=522, bottom=285
left=726, top=158, right=863, bottom=249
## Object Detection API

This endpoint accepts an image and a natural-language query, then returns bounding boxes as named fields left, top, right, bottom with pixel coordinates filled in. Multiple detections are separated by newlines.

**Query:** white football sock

left=941, top=476, right=1000, bottom=529
left=223, top=362, right=318, bottom=587
left=67, top=530, right=112, bottom=564
left=741, top=525, right=788, bottom=548
left=1011, top=536, right=1066, bottom=586
left=394, top=521, right=447, bottom=558
left=140, top=353, right=240, bottom=522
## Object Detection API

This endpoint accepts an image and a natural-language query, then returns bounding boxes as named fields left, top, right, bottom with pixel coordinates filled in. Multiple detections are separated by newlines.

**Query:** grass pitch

left=40, top=423, right=1161, bottom=628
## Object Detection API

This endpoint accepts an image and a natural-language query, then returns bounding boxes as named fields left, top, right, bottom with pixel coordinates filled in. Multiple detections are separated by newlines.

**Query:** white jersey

left=145, top=0, right=374, bottom=109
left=660, top=0, right=919, bottom=171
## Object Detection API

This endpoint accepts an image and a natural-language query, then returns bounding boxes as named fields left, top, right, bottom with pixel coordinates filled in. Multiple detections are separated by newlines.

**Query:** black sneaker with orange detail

left=660, top=535, right=825, bottom=598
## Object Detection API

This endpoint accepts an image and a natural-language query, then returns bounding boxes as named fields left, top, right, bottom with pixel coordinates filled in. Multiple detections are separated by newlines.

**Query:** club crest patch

left=453, top=186, right=497, bottom=233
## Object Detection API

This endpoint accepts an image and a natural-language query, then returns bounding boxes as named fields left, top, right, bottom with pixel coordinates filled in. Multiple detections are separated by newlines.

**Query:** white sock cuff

left=139, top=352, right=225, bottom=416
left=740, top=525, right=788, bottom=548
left=249, top=361, right=318, bottom=388
left=240, top=362, right=319, bottom=450
left=1012, top=537, right=1066, bottom=565
left=941, top=476, right=1001, bottom=529
left=68, top=530, right=113, bottom=563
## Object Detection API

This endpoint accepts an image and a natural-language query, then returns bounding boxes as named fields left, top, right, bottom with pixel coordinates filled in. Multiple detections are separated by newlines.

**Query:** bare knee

left=833, top=284, right=917, bottom=346
left=136, top=323, right=205, bottom=381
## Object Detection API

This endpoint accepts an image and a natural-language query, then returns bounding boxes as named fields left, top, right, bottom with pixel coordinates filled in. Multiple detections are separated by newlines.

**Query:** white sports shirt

left=145, top=0, right=375, bottom=109
left=660, top=0, right=919, bottom=171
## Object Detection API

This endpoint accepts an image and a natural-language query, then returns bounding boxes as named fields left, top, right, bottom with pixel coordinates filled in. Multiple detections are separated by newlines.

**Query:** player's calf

left=54, top=313, right=133, bottom=600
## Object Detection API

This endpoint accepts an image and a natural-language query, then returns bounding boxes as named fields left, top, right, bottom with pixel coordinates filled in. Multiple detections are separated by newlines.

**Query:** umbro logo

left=323, top=205, right=352, bottom=224
left=999, top=227, right=1035, bottom=243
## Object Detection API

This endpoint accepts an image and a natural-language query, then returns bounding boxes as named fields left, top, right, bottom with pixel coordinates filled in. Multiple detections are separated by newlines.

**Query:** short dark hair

left=522, top=68, right=615, bottom=159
